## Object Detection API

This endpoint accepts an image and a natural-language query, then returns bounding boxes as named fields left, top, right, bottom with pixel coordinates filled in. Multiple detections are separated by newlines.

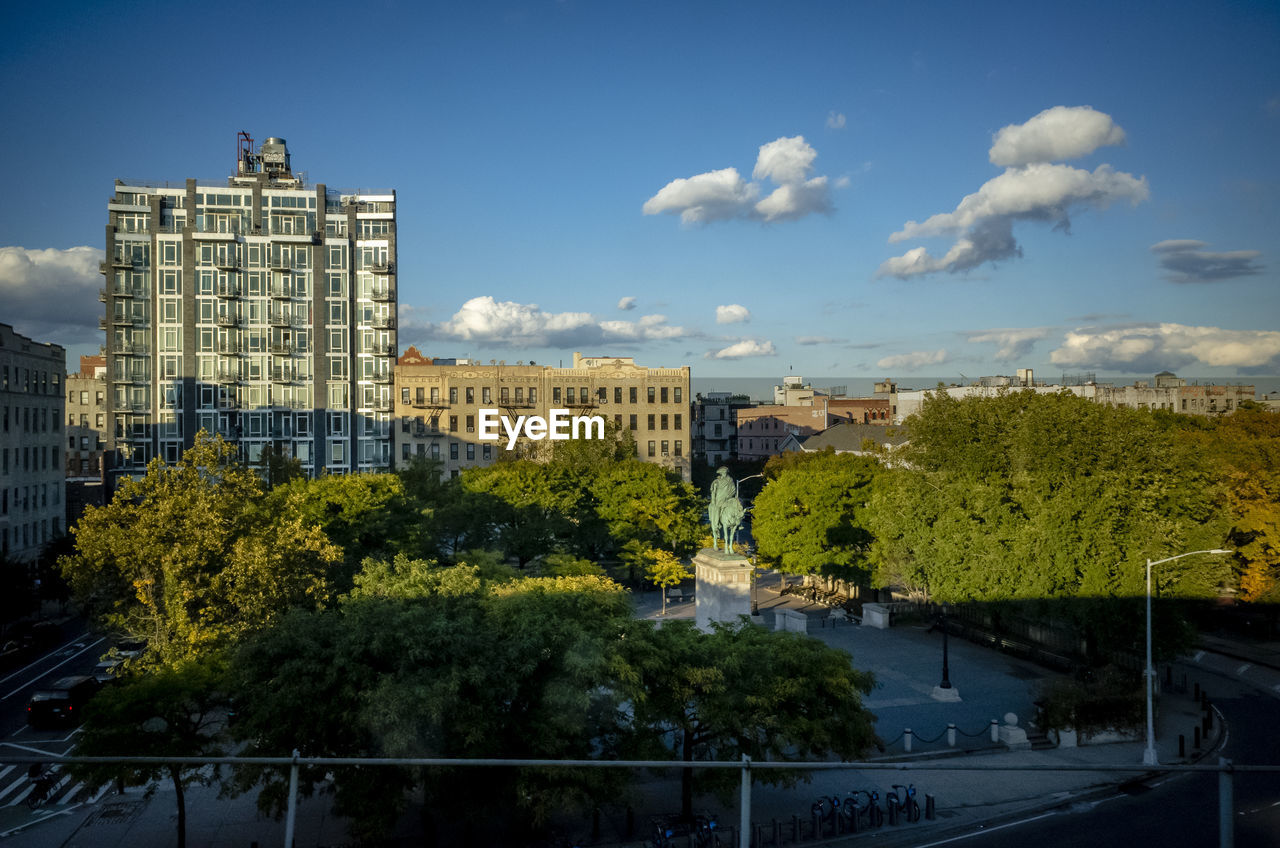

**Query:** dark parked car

left=26, top=675, right=100, bottom=728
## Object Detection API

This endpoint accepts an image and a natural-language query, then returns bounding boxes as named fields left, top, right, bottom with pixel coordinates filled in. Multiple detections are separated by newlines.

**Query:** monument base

left=931, top=684, right=962, bottom=702
left=694, top=548, right=754, bottom=633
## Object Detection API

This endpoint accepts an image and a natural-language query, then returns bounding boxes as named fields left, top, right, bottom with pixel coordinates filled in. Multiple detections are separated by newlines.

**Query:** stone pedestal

left=694, top=548, right=754, bottom=633
left=862, top=603, right=891, bottom=629
left=931, top=684, right=962, bottom=702
left=774, top=609, right=808, bottom=634
left=998, top=712, right=1030, bottom=750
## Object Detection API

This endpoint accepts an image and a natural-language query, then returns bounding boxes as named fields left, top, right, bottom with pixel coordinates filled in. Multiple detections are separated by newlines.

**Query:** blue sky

left=2, top=0, right=1278, bottom=381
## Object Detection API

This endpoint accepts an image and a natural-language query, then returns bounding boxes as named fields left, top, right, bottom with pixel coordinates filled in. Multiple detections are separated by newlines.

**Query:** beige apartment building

left=66, top=355, right=108, bottom=522
left=393, top=349, right=691, bottom=479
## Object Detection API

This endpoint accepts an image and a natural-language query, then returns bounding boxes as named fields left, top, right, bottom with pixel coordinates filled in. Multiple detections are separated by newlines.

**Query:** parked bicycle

left=846, top=789, right=883, bottom=829
left=886, top=783, right=921, bottom=823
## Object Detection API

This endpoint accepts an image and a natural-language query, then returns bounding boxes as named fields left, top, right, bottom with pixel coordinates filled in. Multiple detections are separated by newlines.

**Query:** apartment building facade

left=692, top=392, right=755, bottom=466
left=66, top=355, right=108, bottom=522
left=0, top=324, right=66, bottom=562
left=393, top=350, right=691, bottom=479
left=102, top=135, right=395, bottom=492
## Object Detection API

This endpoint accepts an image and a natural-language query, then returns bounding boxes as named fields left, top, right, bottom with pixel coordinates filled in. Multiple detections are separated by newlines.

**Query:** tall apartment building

left=66, top=355, right=107, bottom=522
left=393, top=349, right=692, bottom=480
left=0, top=324, right=66, bottom=562
left=102, top=134, right=396, bottom=492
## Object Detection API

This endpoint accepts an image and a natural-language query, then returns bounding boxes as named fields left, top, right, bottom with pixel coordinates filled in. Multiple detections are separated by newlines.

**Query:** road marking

left=1, top=637, right=106, bottom=701
left=1193, top=651, right=1205, bottom=662
left=0, top=766, right=11, bottom=783
left=1236, top=663, right=1252, bottom=675
left=0, top=775, right=27, bottom=802
left=908, top=812, right=1057, bottom=846
left=0, top=741, right=70, bottom=755
left=87, top=782, right=112, bottom=803
left=0, top=631, right=92, bottom=686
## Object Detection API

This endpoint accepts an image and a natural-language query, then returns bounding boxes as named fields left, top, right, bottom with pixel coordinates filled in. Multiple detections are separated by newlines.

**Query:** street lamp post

left=939, top=603, right=952, bottom=690
left=1143, top=549, right=1232, bottom=766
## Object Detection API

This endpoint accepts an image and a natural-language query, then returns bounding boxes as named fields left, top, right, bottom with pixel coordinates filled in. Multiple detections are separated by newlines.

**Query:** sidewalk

left=0, top=578, right=1231, bottom=848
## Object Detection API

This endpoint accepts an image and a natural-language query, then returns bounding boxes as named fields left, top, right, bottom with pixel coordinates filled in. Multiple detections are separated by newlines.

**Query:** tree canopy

left=752, top=450, right=881, bottom=582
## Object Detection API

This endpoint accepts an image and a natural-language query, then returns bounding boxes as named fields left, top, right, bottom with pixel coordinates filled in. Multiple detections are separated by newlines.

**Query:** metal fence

left=2, top=753, right=1273, bottom=848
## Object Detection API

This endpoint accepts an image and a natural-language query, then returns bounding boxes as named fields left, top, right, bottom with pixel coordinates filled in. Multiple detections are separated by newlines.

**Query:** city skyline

left=1, top=0, right=1277, bottom=380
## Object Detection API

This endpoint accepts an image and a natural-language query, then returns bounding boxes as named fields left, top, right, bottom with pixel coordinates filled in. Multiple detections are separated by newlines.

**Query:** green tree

left=592, top=460, right=703, bottom=557
left=72, top=660, right=226, bottom=848
left=230, top=563, right=635, bottom=839
left=1180, top=408, right=1280, bottom=601
left=253, top=444, right=305, bottom=489
left=622, top=619, right=876, bottom=818
left=752, top=451, right=880, bottom=583
left=264, top=472, right=420, bottom=588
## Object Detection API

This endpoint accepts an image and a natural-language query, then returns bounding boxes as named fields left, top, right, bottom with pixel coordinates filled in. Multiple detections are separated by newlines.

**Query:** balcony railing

left=370, top=261, right=395, bottom=274
left=369, top=287, right=392, bottom=302
left=371, top=315, right=395, bottom=329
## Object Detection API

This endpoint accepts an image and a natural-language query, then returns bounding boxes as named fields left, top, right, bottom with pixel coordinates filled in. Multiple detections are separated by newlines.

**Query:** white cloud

left=715, top=304, right=751, bottom=324
left=1050, top=323, right=1280, bottom=372
left=826, top=111, right=847, bottom=130
left=989, top=105, right=1127, bottom=168
left=889, top=164, right=1148, bottom=243
left=0, top=246, right=104, bottom=344
left=880, top=107, right=1148, bottom=279
left=752, top=136, right=818, bottom=185
left=1150, top=239, right=1264, bottom=283
left=641, top=167, right=758, bottom=224
left=644, top=136, right=833, bottom=226
left=617, top=296, right=637, bottom=311
left=705, top=339, right=777, bottom=360
left=966, top=327, right=1053, bottom=361
left=421, top=296, right=691, bottom=348
left=876, top=349, right=949, bottom=370
left=796, top=335, right=842, bottom=345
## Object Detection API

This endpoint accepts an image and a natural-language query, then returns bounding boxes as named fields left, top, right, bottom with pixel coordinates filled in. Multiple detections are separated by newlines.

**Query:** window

left=500, top=387, right=509, bottom=403
left=449, top=387, right=458, bottom=404
left=401, top=387, right=410, bottom=404
left=647, top=387, right=656, bottom=403
left=515, top=387, right=523, bottom=403
left=630, top=387, right=637, bottom=403
left=529, top=387, right=537, bottom=403
left=482, top=444, right=491, bottom=460
left=647, top=441, right=656, bottom=457
left=674, top=440, right=682, bottom=457
left=661, top=414, right=668, bottom=430
left=466, top=415, right=474, bottom=432
left=661, top=440, right=669, bottom=456
left=482, top=387, right=491, bottom=403
left=614, top=386, right=622, bottom=404
left=629, top=414, right=637, bottom=430
left=674, top=414, right=682, bottom=430
left=661, top=387, right=669, bottom=403
left=674, top=387, right=682, bottom=403
left=465, top=387, right=474, bottom=404
left=450, top=442, right=458, bottom=460
left=614, top=414, right=622, bottom=428
left=450, top=415, right=458, bottom=431
left=647, top=414, right=655, bottom=430
left=565, top=387, right=574, bottom=404
left=432, top=443, right=440, bottom=459
left=431, top=387, right=440, bottom=403
left=466, top=444, right=475, bottom=460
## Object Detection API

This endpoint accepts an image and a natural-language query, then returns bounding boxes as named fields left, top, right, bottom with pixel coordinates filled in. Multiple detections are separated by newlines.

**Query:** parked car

left=26, top=675, right=100, bottom=728
left=93, top=659, right=123, bottom=685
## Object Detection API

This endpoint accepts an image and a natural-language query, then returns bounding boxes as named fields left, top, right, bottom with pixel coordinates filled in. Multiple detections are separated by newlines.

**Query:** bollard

left=754, top=822, right=763, bottom=847
left=1195, top=725, right=1202, bottom=749
left=1179, top=734, right=1185, bottom=758
left=1219, top=758, right=1235, bottom=848
left=904, top=728, right=913, bottom=753
left=990, top=718, right=999, bottom=742
left=947, top=723, right=957, bottom=747
left=888, top=798, right=899, bottom=826
left=925, top=794, right=936, bottom=820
